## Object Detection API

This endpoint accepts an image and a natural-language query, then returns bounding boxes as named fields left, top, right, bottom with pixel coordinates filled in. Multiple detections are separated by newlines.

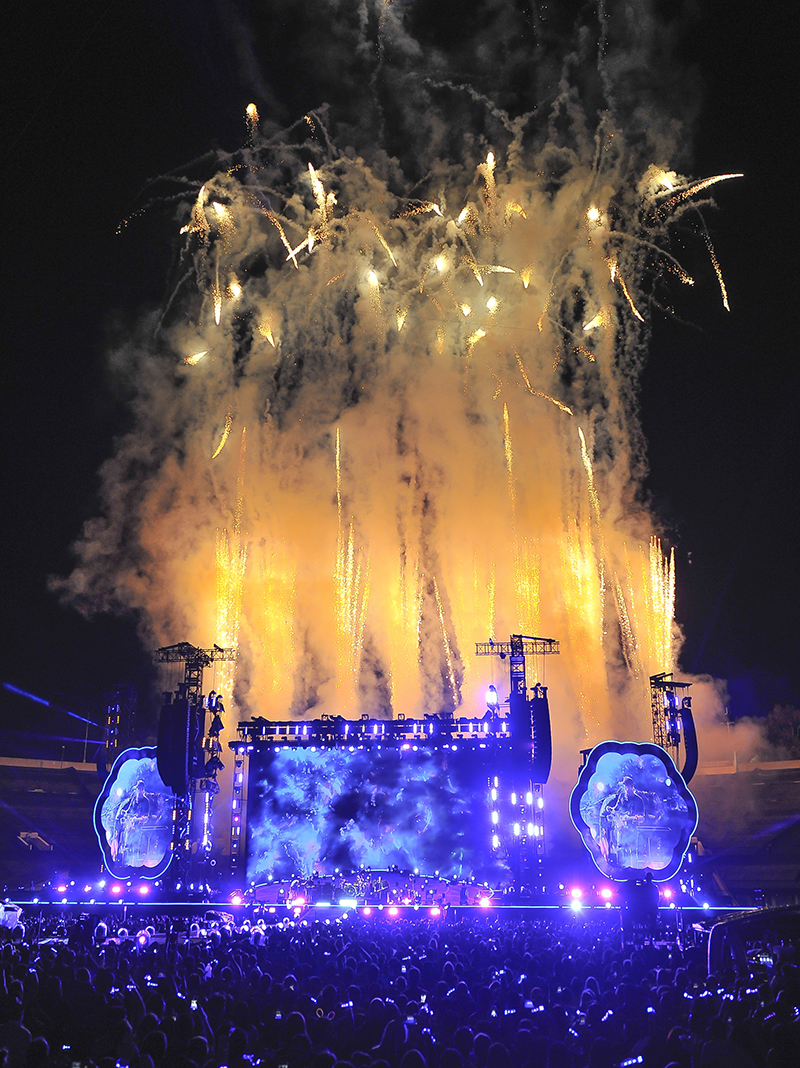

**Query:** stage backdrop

left=245, top=744, right=509, bottom=885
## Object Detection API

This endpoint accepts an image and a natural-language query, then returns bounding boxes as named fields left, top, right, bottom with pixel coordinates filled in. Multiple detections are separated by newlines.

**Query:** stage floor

left=250, top=870, right=504, bottom=908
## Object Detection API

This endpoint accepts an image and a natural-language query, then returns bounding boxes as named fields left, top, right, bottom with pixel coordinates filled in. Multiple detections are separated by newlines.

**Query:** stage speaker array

left=156, top=694, right=205, bottom=794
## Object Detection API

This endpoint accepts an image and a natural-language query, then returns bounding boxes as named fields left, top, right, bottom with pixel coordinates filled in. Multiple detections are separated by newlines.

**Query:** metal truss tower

left=154, top=642, right=236, bottom=898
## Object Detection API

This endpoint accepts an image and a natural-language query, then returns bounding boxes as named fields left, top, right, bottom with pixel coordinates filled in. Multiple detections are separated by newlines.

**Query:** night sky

left=4, top=1, right=796, bottom=743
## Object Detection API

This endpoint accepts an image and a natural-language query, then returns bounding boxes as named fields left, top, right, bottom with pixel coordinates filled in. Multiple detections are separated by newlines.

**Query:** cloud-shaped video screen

left=94, top=747, right=174, bottom=879
left=569, top=741, right=698, bottom=881
left=246, top=745, right=505, bottom=884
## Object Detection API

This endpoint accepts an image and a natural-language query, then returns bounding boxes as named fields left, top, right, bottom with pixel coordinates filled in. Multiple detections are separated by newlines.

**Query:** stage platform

left=6, top=893, right=751, bottom=928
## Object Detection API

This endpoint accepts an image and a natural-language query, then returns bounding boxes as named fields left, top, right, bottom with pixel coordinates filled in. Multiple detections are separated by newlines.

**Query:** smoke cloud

left=57, top=1, right=731, bottom=787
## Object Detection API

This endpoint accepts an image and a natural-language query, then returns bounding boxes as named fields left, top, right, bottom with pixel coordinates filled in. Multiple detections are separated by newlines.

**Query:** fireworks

left=65, top=6, right=739, bottom=764
left=173, top=122, right=697, bottom=731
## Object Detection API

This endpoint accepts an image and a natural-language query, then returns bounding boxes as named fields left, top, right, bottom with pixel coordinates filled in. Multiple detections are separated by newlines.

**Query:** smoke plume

left=58, top=1, right=733, bottom=785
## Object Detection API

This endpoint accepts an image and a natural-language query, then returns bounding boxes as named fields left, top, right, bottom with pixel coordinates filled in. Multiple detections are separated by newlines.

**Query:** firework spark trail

left=180, top=185, right=209, bottom=240
left=577, top=427, right=603, bottom=535
left=503, top=403, right=516, bottom=522
left=433, top=577, right=458, bottom=704
left=617, top=273, right=645, bottom=323
left=257, top=542, right=296, bottom=705
left=211, top=410, right=233, bottom=459
left=514, top=351, right=574, bottom=415
left=61, top=4, right=739, bottom=771
left=703, top=231, right=731, bottom=311
left=215, top=428, right=247, bottom=703
left=334, top=429, right=371, bottom=705
left=658, top=173, right=743, bottom=219
left=503, top=403, right=540, bottom=635
left=560, top=518, right=602, bottom=738
left=245, top=102, right=259, bottom=142
left=487, top=562, right=496, bottom=642
left=645, top=537, right=676, bottom=672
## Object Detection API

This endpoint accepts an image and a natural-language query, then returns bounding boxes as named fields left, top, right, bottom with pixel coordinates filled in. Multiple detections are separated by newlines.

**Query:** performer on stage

left=109, top=779, right=165, bottom=867
left=599, top=776, right=645, bottom=866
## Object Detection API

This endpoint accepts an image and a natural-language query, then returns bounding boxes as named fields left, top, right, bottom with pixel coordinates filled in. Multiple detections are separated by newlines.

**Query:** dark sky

left=4, top=1, right=796, bottom=740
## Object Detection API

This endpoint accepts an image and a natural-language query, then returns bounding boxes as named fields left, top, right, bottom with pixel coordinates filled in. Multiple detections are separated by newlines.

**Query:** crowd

left=0, top=910, right=797, bottom=1068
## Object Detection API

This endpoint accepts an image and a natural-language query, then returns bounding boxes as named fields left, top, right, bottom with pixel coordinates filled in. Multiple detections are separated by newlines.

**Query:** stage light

left=290, top=897, right=306, bottom=908
left=136, top=930, right=151, bottom=947
left=662, top=887, right=673, bottom=899
left=137, top=884, right=150, bottom=896
left=479, top=896, right=492, bottom=908
left=230, top=892, right=243, bottom=906
left=83, top=885, right=92, bottom=894
left=430, top=906, right=441, bottom=917
left=570, top=887, right=583, bottom=899
left=491, top=811, right=498, bottom=824
left=388, top=906, right=399, bottom=916
left=111, top=885, right=122, bottom=896
left=56, top=885, right=67, bottom=894
left=363, top=907, right=372, bottom=916
left=526, top=791, right=533, bottom=805
left=600, top=887, right=613, bottom=900
left=570, top=899, right=583, bottom=912
left=513, top=823, right=521, bottom=836
left=486, top=684, right=499, bottom=710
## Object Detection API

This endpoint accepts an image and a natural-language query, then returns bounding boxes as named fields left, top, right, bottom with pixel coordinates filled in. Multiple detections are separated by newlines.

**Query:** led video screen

left=570, top=740, right=698, bottom=881
left=246, top=744, right=505, bottom=884
left=93, top=746, right=174, bottom=879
